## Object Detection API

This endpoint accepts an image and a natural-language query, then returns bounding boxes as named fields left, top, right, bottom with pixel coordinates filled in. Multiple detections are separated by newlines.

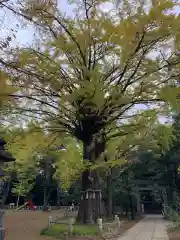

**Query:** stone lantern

left=0, top=138, right=15, bottom=240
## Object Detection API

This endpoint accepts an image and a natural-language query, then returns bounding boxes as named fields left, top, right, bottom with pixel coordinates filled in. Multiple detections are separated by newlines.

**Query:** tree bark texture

left=107, top=172, right=113, bottom=219
left=77, top=137, right=105, bottom=223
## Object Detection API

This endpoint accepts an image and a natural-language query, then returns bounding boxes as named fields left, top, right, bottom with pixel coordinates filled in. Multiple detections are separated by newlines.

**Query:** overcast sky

left=0, top=0, right=74, bottom=46
left=0, top=0, right=179, bottom=47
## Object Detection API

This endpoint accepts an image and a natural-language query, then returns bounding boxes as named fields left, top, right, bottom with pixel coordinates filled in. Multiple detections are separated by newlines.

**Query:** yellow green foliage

left=54, top=138, right=84, bottom=189
left=3, top=125, right=84, bottom=189
left=0, top=71, right=17, bottom=107
left=160, top=86, right=180, bottom=112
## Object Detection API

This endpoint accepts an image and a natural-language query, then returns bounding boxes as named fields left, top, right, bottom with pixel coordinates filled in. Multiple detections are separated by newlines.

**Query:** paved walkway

left=119, top=215, right=169, bottom=240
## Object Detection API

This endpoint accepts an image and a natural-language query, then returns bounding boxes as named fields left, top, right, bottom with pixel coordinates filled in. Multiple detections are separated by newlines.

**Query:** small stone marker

left=48, top=216, right=53, bottom=227
left=116, top=216, right=120, bottom=229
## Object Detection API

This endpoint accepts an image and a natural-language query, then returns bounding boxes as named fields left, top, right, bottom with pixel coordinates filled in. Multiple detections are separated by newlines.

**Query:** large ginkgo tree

left=0, top=0, right=180, bottom=222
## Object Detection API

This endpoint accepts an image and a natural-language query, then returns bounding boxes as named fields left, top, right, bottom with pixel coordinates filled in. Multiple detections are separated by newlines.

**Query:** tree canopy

left=1, top=0, right=179, bottom=141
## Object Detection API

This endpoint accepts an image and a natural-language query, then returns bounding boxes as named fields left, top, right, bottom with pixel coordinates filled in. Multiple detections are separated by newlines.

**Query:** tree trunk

left=172, top=164, right=178, bottom=208
left=126, top=206, right=128, bottom=216
left=77, top=138, right=105, bottom=223
left=16, top=195, right=20, bottom=208
left=57, top=180, right=61, bottom=206
left=128, top=190, right=134, bottom=220
left=43, top=158, right=50, bottom=211
left=135, top=187, right=141, bottom=216
left=76, top=169, right=94, bottom=223
left=162, top=188, right=168, bottom=218
left=43, top=181, right=49, bottom=211
left=107, top=172, right=113, bottom=219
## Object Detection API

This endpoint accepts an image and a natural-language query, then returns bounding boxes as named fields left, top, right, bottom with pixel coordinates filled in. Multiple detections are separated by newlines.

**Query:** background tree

left=3, top=124, right=85, bottom=208
left=11, top=166, right=35, bottom=207
left=37, top=154, right=58, bottom=210
left=153, top=113, right=180, bottom=209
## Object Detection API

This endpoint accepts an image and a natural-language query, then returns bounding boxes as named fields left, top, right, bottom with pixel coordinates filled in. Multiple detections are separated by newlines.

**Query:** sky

left=0, top=0, right=74, bottom=46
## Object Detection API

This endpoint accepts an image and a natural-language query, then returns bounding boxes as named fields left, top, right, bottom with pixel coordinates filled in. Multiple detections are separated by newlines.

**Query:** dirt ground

left=168, top=231, right=180, bottom=240
left=4, top=210, right=64, bottom=240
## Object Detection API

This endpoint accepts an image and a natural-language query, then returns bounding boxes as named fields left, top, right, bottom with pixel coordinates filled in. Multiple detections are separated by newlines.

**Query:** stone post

left=97, top=218, right=103, bottom=235
left=68, top=217, right=74, bottom=236
left=63, top=232, right=68, bottom=240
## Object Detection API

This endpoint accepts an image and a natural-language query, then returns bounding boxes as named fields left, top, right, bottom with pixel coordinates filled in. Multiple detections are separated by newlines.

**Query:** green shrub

left=166, top=206, right=180, bottom=222
left=166, top=206, right=180, bottom=233
left=168, top=222, right=180, bottom=233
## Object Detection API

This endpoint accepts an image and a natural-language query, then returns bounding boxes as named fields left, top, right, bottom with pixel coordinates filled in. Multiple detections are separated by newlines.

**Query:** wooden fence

left=6, top=204, right=78, bottom=217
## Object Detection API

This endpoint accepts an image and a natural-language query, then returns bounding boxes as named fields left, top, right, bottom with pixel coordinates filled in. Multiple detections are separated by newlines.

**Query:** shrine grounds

left=4, top=210, right=139, bottom=240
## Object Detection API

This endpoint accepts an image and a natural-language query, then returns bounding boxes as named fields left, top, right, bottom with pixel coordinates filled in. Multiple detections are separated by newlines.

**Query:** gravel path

left=4, top=210, right=64, bottom=240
